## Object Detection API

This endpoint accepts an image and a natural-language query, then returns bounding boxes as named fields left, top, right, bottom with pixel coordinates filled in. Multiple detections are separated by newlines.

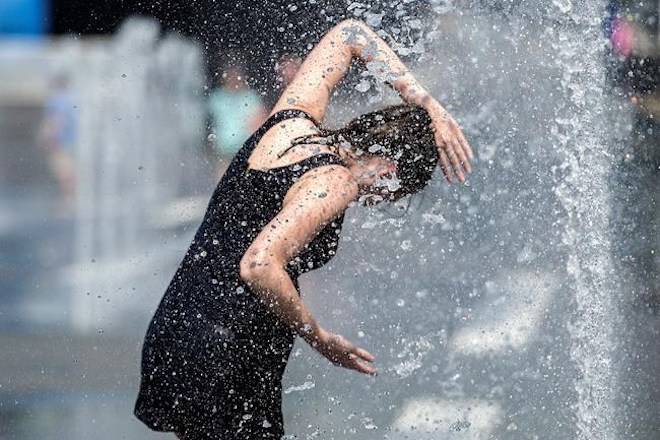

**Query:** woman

left=134, top=19, right=472, bottom=440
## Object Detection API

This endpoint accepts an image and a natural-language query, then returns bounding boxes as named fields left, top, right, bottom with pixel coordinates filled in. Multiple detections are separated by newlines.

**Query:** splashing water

left=284, top=380, right=316, bottom=394
left=389, top=331, right=445, bottom=378
left=270, top=1, right=642, bottom=438
left=552, top=1, right=618, bottom=438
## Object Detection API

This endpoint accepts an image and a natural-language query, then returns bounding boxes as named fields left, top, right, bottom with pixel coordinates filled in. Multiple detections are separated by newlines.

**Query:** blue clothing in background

left=45, top=91, right=78, bottom=151
left=208, top=89, right=262, bottom=157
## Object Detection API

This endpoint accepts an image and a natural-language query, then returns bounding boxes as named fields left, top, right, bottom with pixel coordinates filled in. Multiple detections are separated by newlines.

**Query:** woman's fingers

left=347, top=351, right=377, bottom=375
left=429, top=108, right=473, bottom=182
left=444, top=141, right=465, bottom=183
left=447, top=119, right=471, bottom=174
left=438, top=149, right=454, bottom=183
left=353, top=359, right=377, bottom=375
left=454, top=129, right=474, bottom=172
left=354, top=346, right=376, bottom=362
left=451, top=137, right=471, bottom=175
left=345, top=343, right=375, bottom=364
left=456, top=125, right=474, bottom=161
left=434, top=129, right=470, bottom=183
left=338, top=340, right=377, bottom=375
left=317, top=331, right=377, bottom=375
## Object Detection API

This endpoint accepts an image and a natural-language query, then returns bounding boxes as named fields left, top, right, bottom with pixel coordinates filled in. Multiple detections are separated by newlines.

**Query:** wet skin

left=240, top=19, right=474, bottom=376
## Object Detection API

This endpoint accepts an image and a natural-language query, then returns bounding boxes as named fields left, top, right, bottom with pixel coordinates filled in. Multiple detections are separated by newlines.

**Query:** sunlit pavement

left=448, top=271, right=556, bottom=357
left=387, top=271, right=556, bottom=438
left=391, top=398, right=502, bottom=439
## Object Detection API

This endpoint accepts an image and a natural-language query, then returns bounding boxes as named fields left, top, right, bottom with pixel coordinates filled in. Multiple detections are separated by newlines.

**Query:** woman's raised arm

left=272, top=19, right=473, bottom=182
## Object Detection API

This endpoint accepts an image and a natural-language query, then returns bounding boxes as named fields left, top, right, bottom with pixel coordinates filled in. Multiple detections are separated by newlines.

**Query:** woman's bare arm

left=272, top=19, right=473, bottom=182
left=239, top=165, right=376, bottom=375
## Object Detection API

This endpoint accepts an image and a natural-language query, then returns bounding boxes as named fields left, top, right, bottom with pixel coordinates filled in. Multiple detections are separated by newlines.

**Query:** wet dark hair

left=286, top=104, right=438, bottom=200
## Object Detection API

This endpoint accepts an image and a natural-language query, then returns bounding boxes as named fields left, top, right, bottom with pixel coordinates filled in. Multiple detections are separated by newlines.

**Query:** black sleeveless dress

left=134, top=109, right=346, bottom=439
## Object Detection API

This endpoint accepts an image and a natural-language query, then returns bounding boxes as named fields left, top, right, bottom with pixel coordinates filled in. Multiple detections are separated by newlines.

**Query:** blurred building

left=1, top=19, right=211, bottom=332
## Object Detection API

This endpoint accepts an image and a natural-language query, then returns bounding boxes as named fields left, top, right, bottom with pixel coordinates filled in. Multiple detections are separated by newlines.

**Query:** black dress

left=134, top=109, right=346, bottom=439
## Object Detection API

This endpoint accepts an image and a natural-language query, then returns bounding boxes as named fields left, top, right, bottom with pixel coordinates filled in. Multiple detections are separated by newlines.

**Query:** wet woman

left=134, top=18, right=473, bottom=440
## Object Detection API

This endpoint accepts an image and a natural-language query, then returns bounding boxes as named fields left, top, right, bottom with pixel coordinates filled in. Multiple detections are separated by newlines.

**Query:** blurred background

left=0, top=0, right=658, bottom=439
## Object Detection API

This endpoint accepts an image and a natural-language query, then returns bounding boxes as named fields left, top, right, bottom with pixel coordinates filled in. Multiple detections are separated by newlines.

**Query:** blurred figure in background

left=605, top=0, right=660, bottom=308
left=38, top=73, right=78, bottom=215
left=208, top=60, right=266, bottom=179
left=275, top=53, right=302, bottom=89
left=259, top=53, right=303, bottom=108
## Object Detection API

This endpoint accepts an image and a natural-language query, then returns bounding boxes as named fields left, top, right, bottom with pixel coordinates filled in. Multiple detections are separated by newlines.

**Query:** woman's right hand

left=308, top=328, right=377, bottom=375
left=421, top=98, right=473, bottom=183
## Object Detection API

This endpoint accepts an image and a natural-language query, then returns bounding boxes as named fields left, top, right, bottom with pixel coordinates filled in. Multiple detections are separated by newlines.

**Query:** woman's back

left=135, top=109, right=346, bottom=433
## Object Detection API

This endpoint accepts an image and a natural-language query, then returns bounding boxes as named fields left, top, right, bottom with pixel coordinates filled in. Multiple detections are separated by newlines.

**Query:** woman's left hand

left=423, top=100, right=473, bottom=183
left=311, top=329, right=377, bottom=375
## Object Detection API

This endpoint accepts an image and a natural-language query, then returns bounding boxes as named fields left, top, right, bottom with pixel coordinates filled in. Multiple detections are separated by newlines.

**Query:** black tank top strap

left=233, top=108, right=319, bottom=171
left=288, top=152, right=346, bottom=178
left=271, top=108, right=318, bottom=127
left=252, top=108, right=318, bottom=145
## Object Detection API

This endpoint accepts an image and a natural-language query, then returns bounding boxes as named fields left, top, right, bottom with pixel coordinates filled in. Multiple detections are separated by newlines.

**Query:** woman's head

left=293, top=104, right=438, bottom=203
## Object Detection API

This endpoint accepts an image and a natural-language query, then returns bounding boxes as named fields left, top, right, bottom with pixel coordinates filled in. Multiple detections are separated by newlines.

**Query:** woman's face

left=349, top=155, right=401, bottom=205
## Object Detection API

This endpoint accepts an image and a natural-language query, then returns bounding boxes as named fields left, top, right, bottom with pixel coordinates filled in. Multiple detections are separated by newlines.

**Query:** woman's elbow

left=239, top=251, right=278, bottom=285
left=239, top=255, right=259, bottom=284
left=336, top=18, right=366, bottom=31
left=331, top=19, right=371, bottom=54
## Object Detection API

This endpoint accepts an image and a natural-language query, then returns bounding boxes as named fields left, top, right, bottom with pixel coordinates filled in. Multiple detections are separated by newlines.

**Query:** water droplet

left=284, top=381, right=315, bottom=394
left=362, top=417, right=378, bottom=430
left=355, top=79, right=371, bottom=93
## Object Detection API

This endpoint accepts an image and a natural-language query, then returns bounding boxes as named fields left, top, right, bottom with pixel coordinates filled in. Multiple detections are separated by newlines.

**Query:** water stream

left=551, top=1, right=618, bottom=438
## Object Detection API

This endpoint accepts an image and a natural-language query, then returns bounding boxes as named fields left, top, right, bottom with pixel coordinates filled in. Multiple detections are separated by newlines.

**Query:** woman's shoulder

left=248, top=122, right=324, bottom=170
left=284, top=161, right=357, bottom=203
